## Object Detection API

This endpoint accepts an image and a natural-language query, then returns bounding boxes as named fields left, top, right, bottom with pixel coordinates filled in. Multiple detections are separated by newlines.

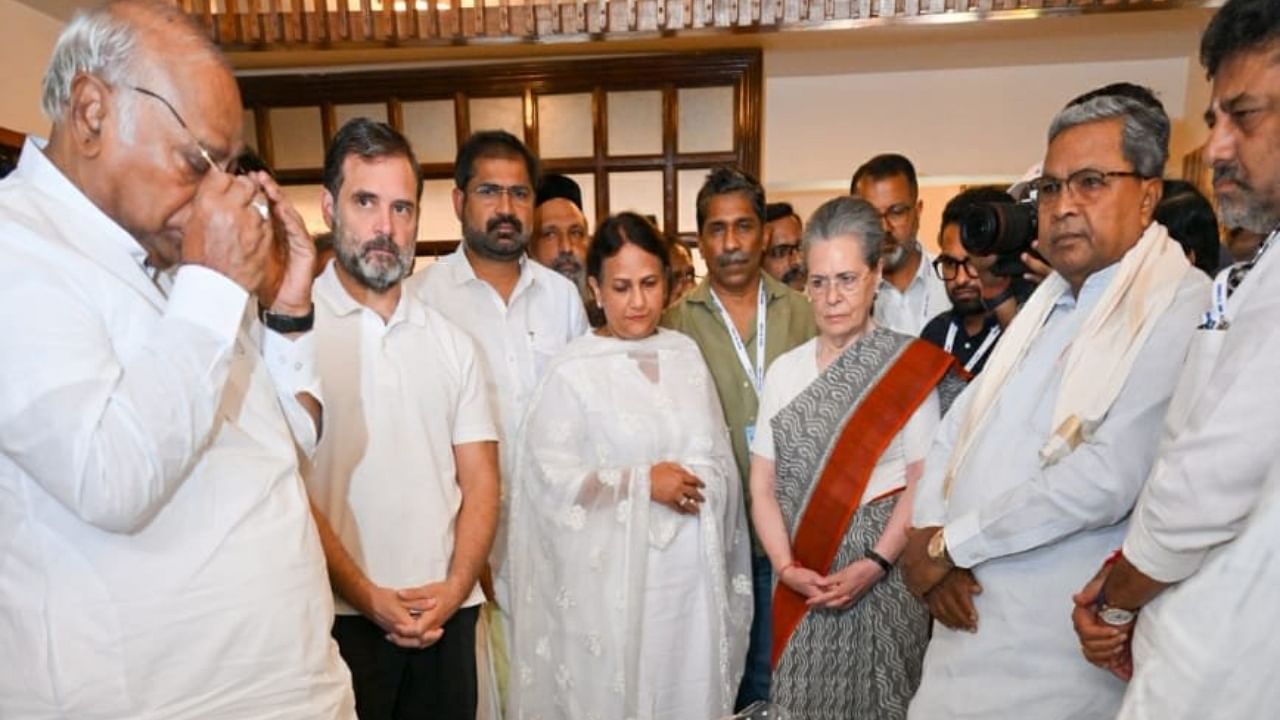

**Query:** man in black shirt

left=921, top=188, right=1010, bottom=375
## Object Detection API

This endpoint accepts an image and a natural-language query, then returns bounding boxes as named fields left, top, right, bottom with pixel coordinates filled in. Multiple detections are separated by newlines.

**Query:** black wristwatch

left=865, top=548, right=894, bottom=576
left=261, top=304, right=315, bottom=333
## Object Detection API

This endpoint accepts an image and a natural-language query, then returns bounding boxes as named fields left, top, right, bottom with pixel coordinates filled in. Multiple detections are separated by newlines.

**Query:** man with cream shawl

left=900, top=90, right=1208, bottom=719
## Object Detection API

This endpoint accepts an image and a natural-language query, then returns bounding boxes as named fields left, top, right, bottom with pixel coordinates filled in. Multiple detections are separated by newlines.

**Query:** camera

left=959, top=199, right=1038, bottom=278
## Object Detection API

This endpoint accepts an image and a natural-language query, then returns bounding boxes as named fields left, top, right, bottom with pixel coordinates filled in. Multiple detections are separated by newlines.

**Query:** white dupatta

left=507, top=329, right=753, bottom=720
left=944, top=222, right=1192, bottom=495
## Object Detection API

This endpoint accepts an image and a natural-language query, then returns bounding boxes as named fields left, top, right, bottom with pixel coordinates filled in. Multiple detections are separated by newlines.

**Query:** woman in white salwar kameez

left=508, top=213, right=753, bottom=720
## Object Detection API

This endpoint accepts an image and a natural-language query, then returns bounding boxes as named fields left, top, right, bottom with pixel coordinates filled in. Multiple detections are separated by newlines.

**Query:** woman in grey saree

left=749, top=197, right=964, bottom=719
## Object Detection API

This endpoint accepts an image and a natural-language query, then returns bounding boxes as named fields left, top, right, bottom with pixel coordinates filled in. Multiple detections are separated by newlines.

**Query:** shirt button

left=294, top=362, right=303, bottom=371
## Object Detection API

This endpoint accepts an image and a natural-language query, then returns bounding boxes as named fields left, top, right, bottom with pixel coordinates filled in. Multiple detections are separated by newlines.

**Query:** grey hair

left=802, top=196, right=884, bottom=267
left=1047, top=94, right=1170, bottom=178
left=41, top=1, right=220, bottom=129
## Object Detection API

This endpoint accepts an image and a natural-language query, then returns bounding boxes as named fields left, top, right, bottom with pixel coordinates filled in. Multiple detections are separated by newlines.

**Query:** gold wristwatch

left=927, top=528, right=953, bottom=567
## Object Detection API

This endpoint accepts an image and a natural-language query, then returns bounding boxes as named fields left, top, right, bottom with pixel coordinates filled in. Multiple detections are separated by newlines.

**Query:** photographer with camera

left=920, top=187, right=1017, bottom=375
left=901, top=87, right=1208, bottom=719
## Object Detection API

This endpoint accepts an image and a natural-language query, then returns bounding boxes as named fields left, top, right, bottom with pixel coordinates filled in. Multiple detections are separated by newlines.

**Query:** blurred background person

left=851, top=153, right=948, bottom=335
left=509, top=213, right=751, bottom=720
left=750, top=196, right=962, bottom=720
left=668, top=235, right=697, bottom=305
left=763, top=201, right=806, bottom=291
left=1156, top=179, right=1220, bottom=276
left=921, top=187, right=1012, bottom=375
left=531, top=173, right=603, bottom=326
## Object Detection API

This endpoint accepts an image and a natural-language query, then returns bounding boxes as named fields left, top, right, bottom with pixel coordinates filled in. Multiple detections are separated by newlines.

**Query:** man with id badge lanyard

left=662, top=166, right=815, bottom=710
left=1071, top=3, right=1280, bottom=716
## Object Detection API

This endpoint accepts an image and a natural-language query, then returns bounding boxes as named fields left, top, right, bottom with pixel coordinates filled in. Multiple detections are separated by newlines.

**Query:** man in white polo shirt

left=306, top=118, right=500, bottom=719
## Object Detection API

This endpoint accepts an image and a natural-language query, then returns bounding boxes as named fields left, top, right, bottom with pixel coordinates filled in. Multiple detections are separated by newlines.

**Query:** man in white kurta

left=409, top=132, right=588, bottom=614
left=0, top=4, right=353, bottom=718
left=903, top=92, right=1207, bottom=719
left=1070, top=6, right=1280, bottom=716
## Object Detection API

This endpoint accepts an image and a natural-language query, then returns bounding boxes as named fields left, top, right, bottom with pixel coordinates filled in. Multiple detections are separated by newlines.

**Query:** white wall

left=763, top=55, right=1200, bottom=251
left=0, top=0, right=62, bottom=136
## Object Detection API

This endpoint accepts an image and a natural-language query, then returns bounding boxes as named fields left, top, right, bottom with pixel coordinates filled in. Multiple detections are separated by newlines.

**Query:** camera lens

left=960, top=201, right=1037, bottom=257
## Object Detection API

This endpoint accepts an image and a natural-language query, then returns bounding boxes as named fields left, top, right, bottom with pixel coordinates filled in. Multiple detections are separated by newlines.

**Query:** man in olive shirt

left=662, top=166, right=816, bottom=709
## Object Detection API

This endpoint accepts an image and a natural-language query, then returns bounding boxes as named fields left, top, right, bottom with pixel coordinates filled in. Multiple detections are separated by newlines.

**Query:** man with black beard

left=306, top=118, right=500, bottom=719
left=852, top=154, right=949, bottom=335
left=920, top=188, right=1010, bottom=375
left=409, top=130, right=588, bottom=712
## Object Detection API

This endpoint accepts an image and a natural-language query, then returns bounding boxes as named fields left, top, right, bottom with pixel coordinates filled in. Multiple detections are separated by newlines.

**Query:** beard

left=334, top=226, right=414, bottom=293
left=1214, top=161, right=1280, bottom=234
left=464, top=213, right=529, bottom=261
left=951, top=295, right=986, bottom=317
left=881, top=238, right=914, bottom=272
left=551, top=251, right=585, bottom=285
left=780, top=263, right=806, bottom=287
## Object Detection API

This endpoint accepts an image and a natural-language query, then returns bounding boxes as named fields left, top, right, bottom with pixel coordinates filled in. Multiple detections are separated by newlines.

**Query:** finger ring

left=678, top=496, right=691, bottom=508
left=252, top=199, right=269, bottom=220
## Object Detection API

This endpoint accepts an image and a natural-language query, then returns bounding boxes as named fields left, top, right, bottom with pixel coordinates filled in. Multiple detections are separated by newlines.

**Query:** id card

left=745, top=424, right=756, bottom=448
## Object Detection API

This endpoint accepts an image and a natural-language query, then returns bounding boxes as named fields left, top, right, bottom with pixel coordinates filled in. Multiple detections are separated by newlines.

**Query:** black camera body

left=958, top=200, right=1038, bottom=278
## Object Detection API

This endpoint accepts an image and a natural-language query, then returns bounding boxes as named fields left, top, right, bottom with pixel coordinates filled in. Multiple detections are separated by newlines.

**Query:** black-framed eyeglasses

left=470, top=183, right=534, bottom=206
left=1031, top=168, right=1150, bottom=204
left=130, top=85, right=230, bottom=175
left=932, top=255, right=978, bottom=282
left=765, top=242, right=801, bottom=260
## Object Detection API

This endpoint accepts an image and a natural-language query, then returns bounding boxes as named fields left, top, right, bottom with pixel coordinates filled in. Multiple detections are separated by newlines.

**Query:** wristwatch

left=262, top=304, right=315, bottom=334
left=1096, top=589, right=1138, bottom=626
left=926, top=528, right=953, bottom=567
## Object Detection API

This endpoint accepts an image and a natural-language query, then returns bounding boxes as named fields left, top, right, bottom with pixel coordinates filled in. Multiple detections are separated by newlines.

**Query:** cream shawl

left=944, top=222, right=1191, bottom=495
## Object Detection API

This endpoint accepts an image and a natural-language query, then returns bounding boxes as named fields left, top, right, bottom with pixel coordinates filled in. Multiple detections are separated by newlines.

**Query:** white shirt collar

left=443, top=243, right=537, bottom=298
left=316, top=260, right=427, bottom=328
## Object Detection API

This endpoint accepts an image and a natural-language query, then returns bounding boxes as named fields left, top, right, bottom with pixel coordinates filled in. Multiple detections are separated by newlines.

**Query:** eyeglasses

left=932, top=255, right=978, bottom=282
left=806, top=271, right=866, bottom=295
left=765, top=242, right=801, bottom=260
left=129, top=85, right=230, bottom=176
left=1031, top=168, right=1150, bottom=204
left=874, top=203, right=915, bottom=224
left=673, top=267, right=696, bottom=283
left=470, top=183, right=534, bottom=206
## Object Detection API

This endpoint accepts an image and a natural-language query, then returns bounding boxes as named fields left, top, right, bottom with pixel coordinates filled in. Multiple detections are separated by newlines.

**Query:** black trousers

left=332, top=606, right=479, bottom=720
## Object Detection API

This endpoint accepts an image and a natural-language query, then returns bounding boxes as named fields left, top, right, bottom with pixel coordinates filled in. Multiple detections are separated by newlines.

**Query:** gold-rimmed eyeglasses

left=129, top=85, right=230, bottom=176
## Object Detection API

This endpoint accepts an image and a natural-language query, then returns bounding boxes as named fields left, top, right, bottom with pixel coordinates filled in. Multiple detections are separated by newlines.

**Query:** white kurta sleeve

left=0, top=263, right=246, bottom=533
left=944, top=285, right=1203, bottom=569
left=1124, top=287, right=1280, bottom=583
left=912, top=382, right=972, bottom=528
left=451, top=331, right=500, bottom=445
left=262, top=326, right=324, bottom=455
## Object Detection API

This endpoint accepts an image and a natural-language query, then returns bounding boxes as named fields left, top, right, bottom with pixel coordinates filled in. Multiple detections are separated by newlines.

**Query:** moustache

left=781, top=265, right=806, bottom=284
left=1213, top=162, right=1250, bottom=189
left=487, top=214, right=523, bottom=235
left=361, top=234, right=401, bottom=259
left=716, top=250, right=751, bottom=269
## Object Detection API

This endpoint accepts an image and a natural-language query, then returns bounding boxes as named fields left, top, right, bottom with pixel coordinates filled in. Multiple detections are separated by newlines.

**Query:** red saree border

left=771, top=339, right=955, bottom=668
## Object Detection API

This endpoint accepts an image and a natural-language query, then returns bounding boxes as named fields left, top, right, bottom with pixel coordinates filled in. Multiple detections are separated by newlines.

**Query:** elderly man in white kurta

left=901, top=92, right=1208, bottom=719
left=0, top=4, right=353, bottom=718
left=1068, top=4, right=1280, bottom=717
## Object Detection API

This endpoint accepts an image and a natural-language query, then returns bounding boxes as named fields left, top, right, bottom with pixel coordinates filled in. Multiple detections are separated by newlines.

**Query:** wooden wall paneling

left=662, top=84, right=679, bottom=236
left=388, top=98, right=405, bottom=135
left=592, top=86, right=610, bottom=226
left=454, top=91, right=472, bottom=151
left=253, top=105, right=275, bottom=168
left=523, top=88, right=540, bottom=156
left=320, top=102, right=337, bottom=158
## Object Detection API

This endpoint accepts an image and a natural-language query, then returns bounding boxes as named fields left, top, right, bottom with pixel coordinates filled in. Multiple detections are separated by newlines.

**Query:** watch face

left=1098, top=606, right=1136, bottom=626
left=927, top=531, right=945, bottom=561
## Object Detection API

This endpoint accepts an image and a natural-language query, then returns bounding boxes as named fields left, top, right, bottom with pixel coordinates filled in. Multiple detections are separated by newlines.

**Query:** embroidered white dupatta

left=507, top=329, right=753, bottom=720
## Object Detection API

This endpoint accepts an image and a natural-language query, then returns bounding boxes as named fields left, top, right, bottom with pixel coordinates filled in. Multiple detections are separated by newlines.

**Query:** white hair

left=41, top=2, right=221, bottom=138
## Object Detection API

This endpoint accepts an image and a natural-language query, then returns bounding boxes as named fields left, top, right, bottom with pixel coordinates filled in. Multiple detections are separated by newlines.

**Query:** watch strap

left=262, top=303, right=315, bottom=333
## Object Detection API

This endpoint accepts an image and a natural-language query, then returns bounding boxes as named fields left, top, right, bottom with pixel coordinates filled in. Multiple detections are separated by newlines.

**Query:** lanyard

left=944, top=319, right=1002, bottom=373
left=710, top=279, right=767, bottom=396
